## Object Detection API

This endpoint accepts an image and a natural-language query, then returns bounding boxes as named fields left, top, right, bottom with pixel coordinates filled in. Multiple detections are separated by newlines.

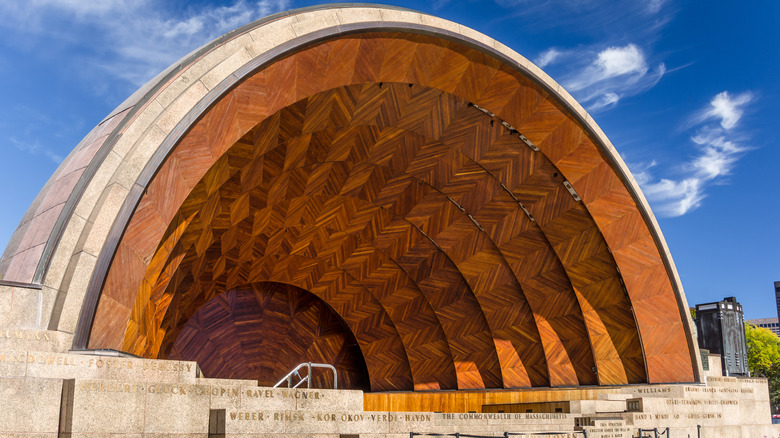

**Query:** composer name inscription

left=0, top=351, right=194, bottom=372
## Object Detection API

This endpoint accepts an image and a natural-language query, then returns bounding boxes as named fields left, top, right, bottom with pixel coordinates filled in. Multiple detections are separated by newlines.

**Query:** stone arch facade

left=0, top=5, right=701, bottom=392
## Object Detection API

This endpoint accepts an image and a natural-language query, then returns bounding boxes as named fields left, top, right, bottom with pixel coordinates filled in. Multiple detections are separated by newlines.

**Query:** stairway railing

left=273, top=362, right=338, bottom=389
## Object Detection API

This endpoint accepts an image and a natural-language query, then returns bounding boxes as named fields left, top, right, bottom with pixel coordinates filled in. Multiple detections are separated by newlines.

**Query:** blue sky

left=0, top=0, right=777, bottom=318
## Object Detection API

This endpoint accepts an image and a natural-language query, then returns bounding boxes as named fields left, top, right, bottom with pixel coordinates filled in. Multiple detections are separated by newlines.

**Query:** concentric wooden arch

left=169, top=281, right=370, bottom=390
left=75, top=19, right=698, bottom=391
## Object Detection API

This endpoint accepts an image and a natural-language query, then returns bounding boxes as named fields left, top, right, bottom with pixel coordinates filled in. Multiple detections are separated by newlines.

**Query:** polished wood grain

left=169, top=282, right=369, bottom=390
left=364, top=388, right=620, bottom=413
left=89, top=32, right=696, bottom=391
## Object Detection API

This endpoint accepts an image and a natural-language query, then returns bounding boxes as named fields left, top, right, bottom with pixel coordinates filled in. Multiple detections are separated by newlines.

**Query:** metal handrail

left=273, top=362, right=338, bottom=389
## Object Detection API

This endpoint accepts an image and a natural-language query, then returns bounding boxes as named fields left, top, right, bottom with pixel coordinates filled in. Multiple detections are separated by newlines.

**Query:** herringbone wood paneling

left=169, top=282, right=370, bottom=390
left=89, top=32, right=696, bottom=391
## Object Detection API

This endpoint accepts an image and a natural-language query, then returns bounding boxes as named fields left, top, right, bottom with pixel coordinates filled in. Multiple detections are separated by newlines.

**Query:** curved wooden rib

left=89, top=32, right=696, bottom=389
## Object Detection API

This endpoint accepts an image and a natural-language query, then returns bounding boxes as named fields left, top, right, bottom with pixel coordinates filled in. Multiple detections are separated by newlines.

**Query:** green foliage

left=745, top=322, right=780, bottom=376
left=766, top=363, right=780, bottom=410
left=745, top=323, right=780, bottom=412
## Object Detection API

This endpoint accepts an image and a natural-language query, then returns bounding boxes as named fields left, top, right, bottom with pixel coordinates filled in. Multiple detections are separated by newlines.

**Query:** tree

left=745, top=323, right=780, bottom=376
left=745, top=323, right=780, bottom=412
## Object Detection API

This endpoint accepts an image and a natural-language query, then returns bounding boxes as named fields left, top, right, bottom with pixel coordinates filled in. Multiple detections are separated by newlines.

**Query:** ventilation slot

left=501, top=121, right=519, bottom=135
left=418, top=228, right=444, bottom=252
left=519, top=133, right=540, bottom=151
left=467, top=214, right=485, bottom=232
left=446, top=196, right=466, bottom=212
left=563, top=180, right=581, bottom=201
left=518, top=202, right=535, bottom=222
left=468, top=102, right=496, bottom=117
left=499, top=183, right=534, bottom=221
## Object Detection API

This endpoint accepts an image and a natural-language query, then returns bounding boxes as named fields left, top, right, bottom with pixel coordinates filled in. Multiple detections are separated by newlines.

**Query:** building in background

left=696, top=297, right=750, bottom=377
left=775, top=281, right=780, bottom=321
left=747, top=317, right=780, bottom=336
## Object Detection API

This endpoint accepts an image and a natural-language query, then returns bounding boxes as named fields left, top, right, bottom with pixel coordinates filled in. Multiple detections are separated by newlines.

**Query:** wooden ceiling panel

left=89, top=32, right=697, bottom=392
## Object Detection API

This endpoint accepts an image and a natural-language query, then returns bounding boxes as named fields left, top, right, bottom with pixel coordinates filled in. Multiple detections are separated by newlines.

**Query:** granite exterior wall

left=0, top=329, right=777, bottom=438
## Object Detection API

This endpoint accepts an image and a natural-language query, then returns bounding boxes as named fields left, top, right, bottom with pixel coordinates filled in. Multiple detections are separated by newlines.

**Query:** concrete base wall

left=0, top=328, right=778, bottom=438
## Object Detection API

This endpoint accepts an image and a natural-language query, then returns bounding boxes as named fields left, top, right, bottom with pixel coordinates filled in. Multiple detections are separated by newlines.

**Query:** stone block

left=38, top=286, right=57, bottom=329
left=80, top=188, right=129, bottom=259
left=241, top=387, right=297, bottom=411
left=290, top=9, right=340, bottom=37
left=379, top=9, right=423, bottom=25
left=154, top=80, right=208, bottom=133
left=420, top=14, right=460, bottom=34
left=113, top=101, right=164, bottom=159
left=113, top=123, right=168, bottom=190
left=200, top=47, right=253, bottom=91
left=56, top=251, right=98, bottom=333
left=204, top=382, right=244, bottom=410
left=71, top=379, right=145, bottom=434
left=225, top=409, right=289, bottom=434
left=8, top=287, right=41, bottom=328
left=0, top=377, right=62, bottom=434
left=143, top=382, right=211, bottom=434
left=0, top=351, right=26, bottom=377
left=0, top=287, right=12, bottom=327
left=384, top=412, right=434, bottom=434
left=294, top=387, right=363, bottom=411
left=455, top=23, right=496, bottom=49
left=43, top=192, right=86, bottom=293
left=246, top=18, right=297, bottom=57
left=570, top=399, right=626, bottom=414
left=333, top=7, right=382, bottom=25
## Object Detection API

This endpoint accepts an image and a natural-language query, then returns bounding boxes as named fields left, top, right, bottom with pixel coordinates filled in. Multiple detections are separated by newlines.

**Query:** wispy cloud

left=0, top=0, right=290, bottom=87
left=534, top=48, right=561, bottom=68
left=647, top=0, right=667, bottom=14
left=638, top=91, right=754, bottom=217
left=490, top=0, right=673, bottom=40
left=0, top=0, right=289, bottom=164
left=9, top=137, right=64, bottom=164
left=691, top=91, right=753, bottom=130
left=541, top=43, right=666, bottom=112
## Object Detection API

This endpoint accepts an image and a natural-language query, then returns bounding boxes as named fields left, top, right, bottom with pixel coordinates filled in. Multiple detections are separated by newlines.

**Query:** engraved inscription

left=0, top=351, right=194, bottom=373
left=0, top=329, right=52, bottom=341
left=77, top=380, right=241, bottom=397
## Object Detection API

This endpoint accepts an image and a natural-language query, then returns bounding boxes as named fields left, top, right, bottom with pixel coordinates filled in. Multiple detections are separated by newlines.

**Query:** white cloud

left=595, top=44, right=647, bottom=79
left=638, top=91, right=754, bottom=217
left=535, top=48, right=561, bottom=68
left=0, top=0, right=291, bottom=87
left=565, top=44, right=649, bottom=91
left=588, top=92, right=620, bottom=112
left=642, top=178, right=703, bottom=217
left=693, top=91, right=753, bottom=130
left=557, top=43, right=665, bottom=112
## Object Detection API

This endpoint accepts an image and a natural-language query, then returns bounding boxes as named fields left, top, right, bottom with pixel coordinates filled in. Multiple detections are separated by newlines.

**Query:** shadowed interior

left=169, top=282, right=370, bottom=390
left=87, top=32, right=696, bottom=393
